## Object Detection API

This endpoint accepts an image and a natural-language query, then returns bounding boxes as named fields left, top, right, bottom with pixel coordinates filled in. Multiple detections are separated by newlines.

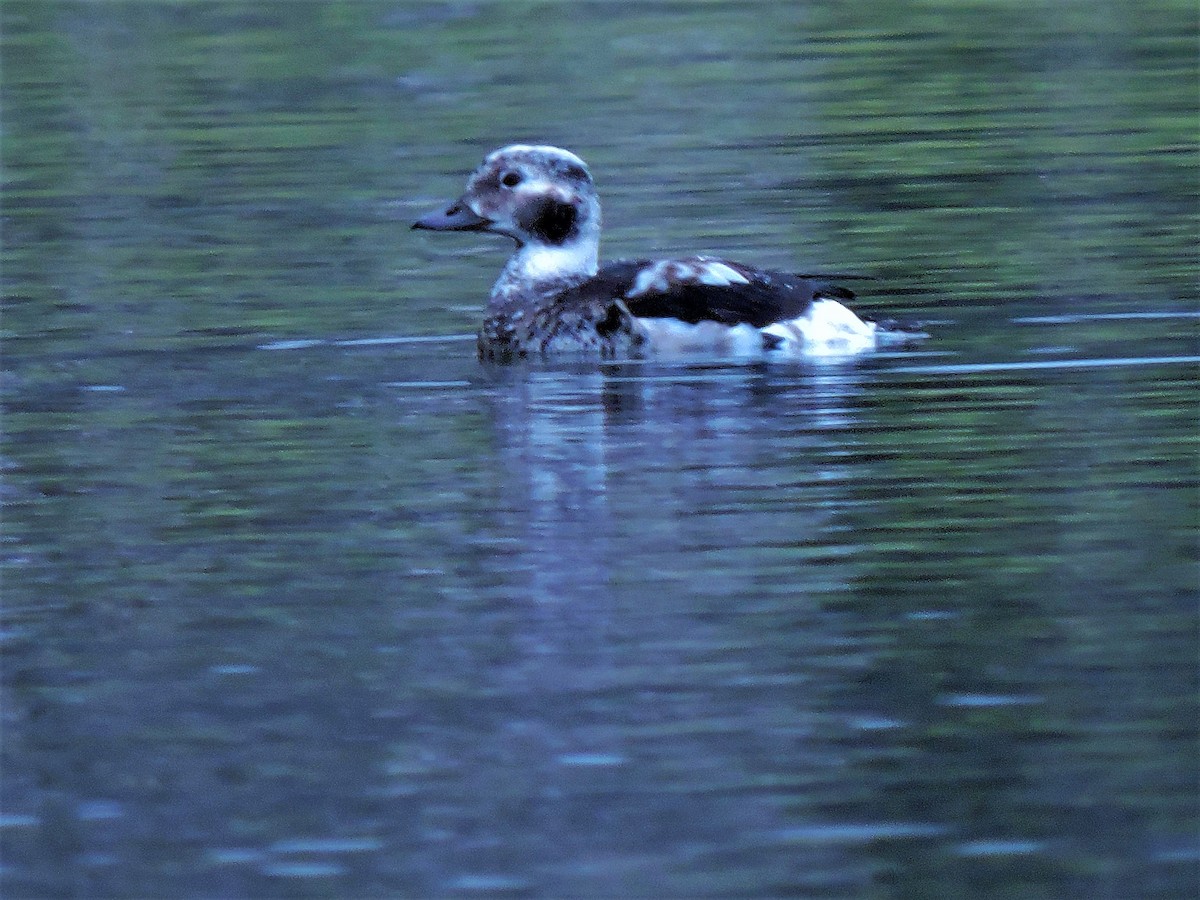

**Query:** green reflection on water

left=3, top=0, right=1196, bottom=357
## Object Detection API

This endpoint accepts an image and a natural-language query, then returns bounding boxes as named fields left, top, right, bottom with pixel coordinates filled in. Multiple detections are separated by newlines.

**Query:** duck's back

left=593, top=257, right=858, bottom=327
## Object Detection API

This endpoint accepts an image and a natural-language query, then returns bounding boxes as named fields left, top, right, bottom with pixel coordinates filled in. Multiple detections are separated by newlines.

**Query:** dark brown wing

left=583, top=258, right=861, bottom=328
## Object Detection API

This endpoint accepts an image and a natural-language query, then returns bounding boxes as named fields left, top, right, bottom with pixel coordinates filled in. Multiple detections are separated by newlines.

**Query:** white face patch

left=626, top=257, right=750, bottom=298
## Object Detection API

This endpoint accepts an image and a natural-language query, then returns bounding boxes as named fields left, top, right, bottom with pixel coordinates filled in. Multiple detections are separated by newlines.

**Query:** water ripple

left=890, top=355, right=1200, bottom=375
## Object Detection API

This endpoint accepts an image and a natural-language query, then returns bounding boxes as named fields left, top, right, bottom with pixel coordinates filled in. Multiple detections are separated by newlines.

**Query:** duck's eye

left=500, top=171, right=523, bottom=188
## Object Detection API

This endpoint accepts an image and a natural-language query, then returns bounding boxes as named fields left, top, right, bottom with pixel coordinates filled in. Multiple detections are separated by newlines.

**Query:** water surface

left=3, top=2, right=1197, bottom=897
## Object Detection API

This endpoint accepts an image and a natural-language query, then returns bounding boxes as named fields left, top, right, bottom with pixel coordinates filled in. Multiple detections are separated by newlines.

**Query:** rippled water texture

left=3, top=2, right=1197, bottom=897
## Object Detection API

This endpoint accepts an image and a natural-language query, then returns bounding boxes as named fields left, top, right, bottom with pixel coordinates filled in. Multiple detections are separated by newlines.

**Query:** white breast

left=517, top=242, right=598, bottom=282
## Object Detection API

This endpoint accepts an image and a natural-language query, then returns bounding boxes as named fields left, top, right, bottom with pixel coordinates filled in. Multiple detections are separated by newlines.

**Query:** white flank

left=761, top=299, right=878, bottom=356
left=637, top=300, right=879, bottom=358
left=639, top=319, right=766, bottom=356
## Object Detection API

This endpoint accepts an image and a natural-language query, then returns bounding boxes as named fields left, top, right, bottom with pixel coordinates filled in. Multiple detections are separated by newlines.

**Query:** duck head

left=414, top=145, right=602, bottom=295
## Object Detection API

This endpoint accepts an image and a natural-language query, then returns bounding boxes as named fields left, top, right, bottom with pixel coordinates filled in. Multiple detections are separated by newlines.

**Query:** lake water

left=2, top=2, right=1197, bottom=897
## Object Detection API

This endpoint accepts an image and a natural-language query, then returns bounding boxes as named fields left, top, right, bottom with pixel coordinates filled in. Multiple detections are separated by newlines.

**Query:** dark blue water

left=3, top=2, right=1197, bottom=897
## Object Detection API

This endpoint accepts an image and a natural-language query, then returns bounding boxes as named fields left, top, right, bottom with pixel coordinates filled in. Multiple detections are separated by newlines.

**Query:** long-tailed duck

left=414, top=144, right=920, bottom=361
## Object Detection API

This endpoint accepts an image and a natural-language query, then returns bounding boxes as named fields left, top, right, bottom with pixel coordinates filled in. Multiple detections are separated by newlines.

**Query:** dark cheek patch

left=516, top=197, right=579, bottom=245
